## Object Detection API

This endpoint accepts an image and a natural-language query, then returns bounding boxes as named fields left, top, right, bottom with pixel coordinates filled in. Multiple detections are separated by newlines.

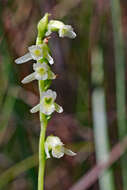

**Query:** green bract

left=37, top=13, right=49, bottom=44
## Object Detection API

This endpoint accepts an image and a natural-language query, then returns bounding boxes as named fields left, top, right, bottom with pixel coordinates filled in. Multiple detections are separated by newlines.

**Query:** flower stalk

left=15, top=13, right=76, bottom=190
left=38, top=113, right=47, bottom=190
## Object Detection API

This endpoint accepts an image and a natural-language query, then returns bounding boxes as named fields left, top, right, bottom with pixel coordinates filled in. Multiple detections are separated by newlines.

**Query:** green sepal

left=44, top=80, right=52, bottom=91
left=46, top=115, right=51, bottom=121
left=42, top=43, right=50, bottom=58
left=39, top=79, right=52, bottom=92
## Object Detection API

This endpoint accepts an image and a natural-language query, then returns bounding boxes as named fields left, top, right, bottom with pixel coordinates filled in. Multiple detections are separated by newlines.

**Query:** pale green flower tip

left=55, top=103, right=63, bottom=113
left=37, top=13, right=50, bottom=37
left=30, top=104, right=40, bottom=113
left=45, top=20, right=64, bottom=36
left=48, top=20, right=64, bottom=30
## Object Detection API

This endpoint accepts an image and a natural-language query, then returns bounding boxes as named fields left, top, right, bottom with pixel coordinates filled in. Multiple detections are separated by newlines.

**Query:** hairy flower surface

left=45, top=135, right=76, bottom=159
left=15, top=44, right=54, bottom=65
left=21, top=62, right=56, bottom=84
left=30, top=89, right=63, bottom=115
left=46, top=20, right=76, bottom=39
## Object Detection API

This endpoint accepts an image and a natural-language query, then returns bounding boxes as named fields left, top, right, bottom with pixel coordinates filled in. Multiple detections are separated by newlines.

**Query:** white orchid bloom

left=15, top=44, right=54, bottom=65
left=59, top=25, right=76, bottom=38
left=44, top=135, right=76, bottom=159
left=46, top=20, right=76, bottom=39
left=21, top=62, right=56, bottom=84
left=30, top=89, right=63, bottom=115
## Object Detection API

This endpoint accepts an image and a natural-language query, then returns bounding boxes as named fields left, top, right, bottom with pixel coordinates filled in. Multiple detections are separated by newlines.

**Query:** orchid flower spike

left=30, top=89, right=63, bottom=115
left=46, top=20, right=76, bottom=39
left=21, top=62, right=56, bottom=84
left=15, top=44, right=54, bottom=65
left=45, top=135, right=76, bottom=159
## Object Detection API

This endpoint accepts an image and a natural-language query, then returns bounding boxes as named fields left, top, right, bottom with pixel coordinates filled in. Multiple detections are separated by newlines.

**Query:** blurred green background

left=0, top=0, right=127, bottom=190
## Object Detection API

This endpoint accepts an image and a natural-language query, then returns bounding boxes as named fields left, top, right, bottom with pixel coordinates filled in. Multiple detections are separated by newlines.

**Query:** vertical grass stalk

left=92, top=89, right=115, bottom=190
left=92, top=48, right=115, bottom=190
left=110, top=1, right=127, bottom=189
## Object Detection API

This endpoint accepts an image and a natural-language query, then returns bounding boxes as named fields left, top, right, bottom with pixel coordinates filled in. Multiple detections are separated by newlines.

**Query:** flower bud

left=37, top=13, right=50, bottom=43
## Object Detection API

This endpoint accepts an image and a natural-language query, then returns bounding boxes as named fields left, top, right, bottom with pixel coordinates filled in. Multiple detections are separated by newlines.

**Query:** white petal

left=33, top=62, right=48, bottom=71
left=44, top=143, right=51, bottom=159
left=21, top=73, right=36, bottom=84
left=67, top=31, right=77, bottom=39
left=59, top=25, right=76, bottom=39
left=15, top=53, right=32, bottom=64
left=52, top=147, right=64, bottom=158
left=63, top=147, right=76, bottom=156
left=28, top=45, right=43, bottom=61
left=35, top=73, right=48, bottom=80
left=42, top=89, right=56, bottom=100
left=46, top=54, right=54, bottom=65
left=46, top=136, right=63, bottom=148
left=40, top=102, right=55, bottom=115
left=55, top=103, right=63, bottom=113
left=30, top=104, right=40, bottom=113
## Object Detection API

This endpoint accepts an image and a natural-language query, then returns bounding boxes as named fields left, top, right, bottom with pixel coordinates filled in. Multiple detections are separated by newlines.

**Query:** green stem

left=36, top=13, right=50, bottom=189
left=110, top=1, right=127, bottom=189
left=36, top=37, right=47, bottom=190
left=38, top=111, right=47, bottom=190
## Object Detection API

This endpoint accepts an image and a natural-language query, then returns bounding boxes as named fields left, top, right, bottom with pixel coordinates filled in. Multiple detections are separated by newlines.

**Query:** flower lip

left=44, top=97, right=53, bottom=104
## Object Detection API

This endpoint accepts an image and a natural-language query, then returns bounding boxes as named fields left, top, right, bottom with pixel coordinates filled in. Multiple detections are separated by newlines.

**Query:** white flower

left=45, top=135, right=76, bottom=159
left=30, top=89, right=63, bottom=115
left=46, top=20, right=76, bottom=39
left=15, top=44, right=54, bottom=65
left=21, top=62, right=56, bottom=84
left=59, top=25, right=76, bottom=38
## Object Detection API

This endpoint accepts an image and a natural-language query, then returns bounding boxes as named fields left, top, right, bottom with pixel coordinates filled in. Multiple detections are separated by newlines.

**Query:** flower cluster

left=15, top=13, right=76, bottom=159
